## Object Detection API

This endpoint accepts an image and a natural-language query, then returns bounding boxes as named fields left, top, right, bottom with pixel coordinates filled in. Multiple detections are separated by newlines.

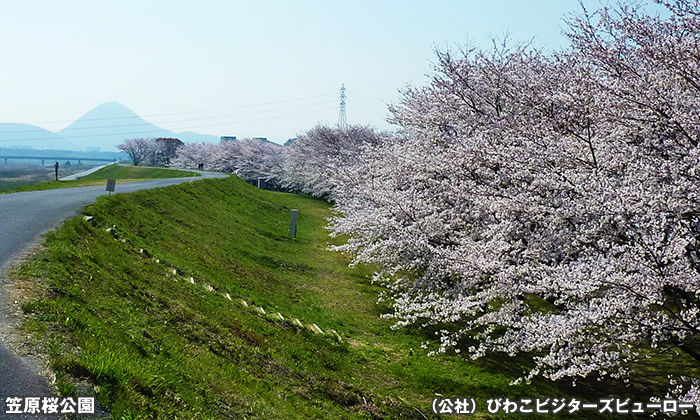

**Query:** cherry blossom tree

left=225, top=138, right=285, bottom=189
left=327, top=0, right=700, bottom=408
left=117, top=138, right=183, bottom=166
left=283, top=125, right=386, bottom=200
left=154, top=138, right=184, bottom=166
left=172, top=138, right=286, bottom=188
left=117, top=138, right=154, bottom=166
left=170, top=142, right=217, bottom=170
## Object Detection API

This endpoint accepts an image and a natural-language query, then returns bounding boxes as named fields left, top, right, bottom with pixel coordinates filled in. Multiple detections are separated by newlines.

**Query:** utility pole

left=338, top=84, right=347, bottom=128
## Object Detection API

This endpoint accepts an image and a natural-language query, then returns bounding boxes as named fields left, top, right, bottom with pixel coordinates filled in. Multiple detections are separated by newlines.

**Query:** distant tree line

left=168, top=127, right=384, bottom=195
left=117, top=129, right=385, bottom=195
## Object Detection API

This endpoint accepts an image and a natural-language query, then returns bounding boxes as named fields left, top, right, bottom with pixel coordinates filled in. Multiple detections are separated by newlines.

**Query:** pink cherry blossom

left=325, top=0, right=700, bottom=409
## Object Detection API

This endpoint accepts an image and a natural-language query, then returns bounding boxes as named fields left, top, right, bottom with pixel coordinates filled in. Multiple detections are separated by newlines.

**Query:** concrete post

left=289, top=209, right=298, bottom=237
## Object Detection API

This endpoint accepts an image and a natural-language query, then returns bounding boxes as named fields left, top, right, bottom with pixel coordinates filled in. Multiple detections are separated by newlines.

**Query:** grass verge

left=9, top=176, right=681, bottom=419
left=79, top=165, right=198, bottom=181
left=1, top=165, right=198, bottom=194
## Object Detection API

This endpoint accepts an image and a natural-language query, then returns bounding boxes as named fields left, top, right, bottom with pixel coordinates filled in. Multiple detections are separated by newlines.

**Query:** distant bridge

left=0, top=156, right=118, bottom=165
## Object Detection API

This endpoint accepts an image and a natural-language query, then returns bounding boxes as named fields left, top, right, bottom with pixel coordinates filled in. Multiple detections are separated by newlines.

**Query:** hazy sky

left=0, top=1, right=667, bottom=145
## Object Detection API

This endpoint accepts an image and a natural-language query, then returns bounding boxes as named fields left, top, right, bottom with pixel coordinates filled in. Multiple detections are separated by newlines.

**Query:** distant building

left=220, top=136, right=237, bottom=142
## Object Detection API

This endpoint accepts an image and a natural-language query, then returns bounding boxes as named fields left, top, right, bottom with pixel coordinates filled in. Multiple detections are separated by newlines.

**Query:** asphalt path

left=0, top=170, right=227, bottom=419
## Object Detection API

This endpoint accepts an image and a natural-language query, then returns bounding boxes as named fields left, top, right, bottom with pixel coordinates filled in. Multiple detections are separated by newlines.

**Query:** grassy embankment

left=0, top=164, right=198, bottom=194
left=11, top=175, right=688, bottom=419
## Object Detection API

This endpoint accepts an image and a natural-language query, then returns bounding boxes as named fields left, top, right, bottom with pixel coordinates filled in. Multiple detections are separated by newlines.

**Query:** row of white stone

left=92, top=217, right=342, bottom=343
left=171, top=270, right=342, bottom=342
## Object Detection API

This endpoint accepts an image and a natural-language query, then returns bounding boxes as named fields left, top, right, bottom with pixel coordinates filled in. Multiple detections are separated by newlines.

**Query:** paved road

left=58, top=164, right=110, bottom=181
left=0, top=171, right=227, bottom=419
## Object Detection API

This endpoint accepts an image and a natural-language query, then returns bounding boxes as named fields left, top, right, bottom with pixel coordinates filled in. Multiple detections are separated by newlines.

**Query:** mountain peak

left=0, top=102, right=219, bottom=152
left=55, top=102, right=219, bottom=151
left=57, top=102, right=173, bottom=151
left=77, top=102, right=141, bottom=121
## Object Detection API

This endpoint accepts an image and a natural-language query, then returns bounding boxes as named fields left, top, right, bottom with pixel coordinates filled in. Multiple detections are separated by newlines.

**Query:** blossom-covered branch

left=327, top=0, right=700, bottom=409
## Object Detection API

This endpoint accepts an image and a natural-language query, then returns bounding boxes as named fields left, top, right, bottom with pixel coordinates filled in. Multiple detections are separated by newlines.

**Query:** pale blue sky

left=0, top=1, right=666, bottom=144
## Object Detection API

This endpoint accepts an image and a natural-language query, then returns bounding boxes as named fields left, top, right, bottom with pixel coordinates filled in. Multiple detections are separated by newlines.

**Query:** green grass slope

left=79, top=165, right=198, bottom=181
left=13, top=176, right=664, bottom=419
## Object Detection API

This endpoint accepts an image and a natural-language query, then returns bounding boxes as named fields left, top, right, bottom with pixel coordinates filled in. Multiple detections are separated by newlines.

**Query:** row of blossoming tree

left=170, top=126, right=384, bottom=194
left=172, top=138, right=287, bottom=189
left=321, top=0, right=700, bottom=408
left=171, top=0, right=700, bottom=407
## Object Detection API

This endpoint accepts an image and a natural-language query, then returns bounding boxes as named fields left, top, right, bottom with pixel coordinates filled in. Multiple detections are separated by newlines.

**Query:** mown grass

left=79, top=165, right=198, bottom=181
left=1, top=164, right=198, bottom=194
left=11, top=176, right=681, bottom=419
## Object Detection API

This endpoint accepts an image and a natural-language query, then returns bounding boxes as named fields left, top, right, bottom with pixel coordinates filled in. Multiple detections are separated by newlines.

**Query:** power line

left=150, top=100, right=338, bottom=127
left=0, top=100, right=339, bottom=136
left=162, top=107, right=339, bottom=132
left=0, top=91, right=396, bottom=144
left=346, top=91, right=390, bottom=103
left=13, top=93, right=339, bottom=126
left=0, top=106, right=339, bottom=143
